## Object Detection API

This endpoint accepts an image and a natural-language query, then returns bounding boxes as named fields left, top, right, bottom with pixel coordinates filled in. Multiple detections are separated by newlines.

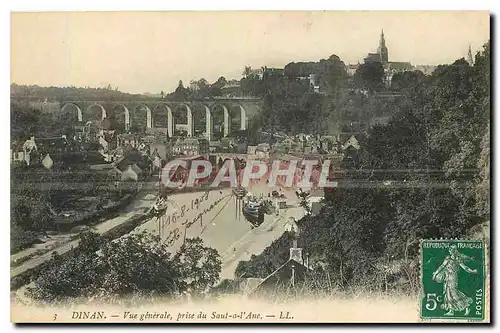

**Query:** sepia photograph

left=8, top=10, right=491, bottom=323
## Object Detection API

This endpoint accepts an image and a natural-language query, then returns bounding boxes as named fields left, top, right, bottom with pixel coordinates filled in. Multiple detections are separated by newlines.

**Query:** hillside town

left=10, top=13, right=490, bottom=324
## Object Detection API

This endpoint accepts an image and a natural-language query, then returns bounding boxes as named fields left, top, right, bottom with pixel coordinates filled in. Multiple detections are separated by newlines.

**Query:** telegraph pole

left=157, top=215, right=163, bottom=241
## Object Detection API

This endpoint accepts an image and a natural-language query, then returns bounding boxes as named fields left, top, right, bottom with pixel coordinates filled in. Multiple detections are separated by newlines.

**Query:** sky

left=11, top=11, right=490, bottom=94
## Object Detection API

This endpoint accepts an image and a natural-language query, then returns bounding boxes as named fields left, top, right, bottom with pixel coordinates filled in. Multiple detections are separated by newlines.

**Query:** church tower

left=467, top=44, right=474, bottom=66
left=377, top=29, right=389, bottom=65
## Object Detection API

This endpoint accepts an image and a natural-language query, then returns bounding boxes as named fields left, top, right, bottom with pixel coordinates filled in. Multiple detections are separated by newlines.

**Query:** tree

left=189, top=78, right=211, bottom=99
left=99, top=232, right=182, bottom=297
left=28, top=241, right=104, bottom=302
left=475, top=124, right=490, bottom=217
left=11, top=223, right=38, bottom=252
left=28, top=231, right=222, bottom=303
left=77, top=230, right=104, bottom=254
left=353, top=62, right=385, bottom=92
left=210, top=76, right=228, bottom=96
left=240, top=75, right=262, bottom=97
left=173, top=237, right=222, bottom=293
left=212, top=76, right=227, bottom=88
left=320, top=54, right=349, bottom=93
left=29, top=197, right=53, bottom=231
left=11, top=198, right=32, bottom=230
left=11, top=102, right=41, bottom=140
left=170, top=80, right=189, bottom=101
left=390, top=70, right=425, bottom=91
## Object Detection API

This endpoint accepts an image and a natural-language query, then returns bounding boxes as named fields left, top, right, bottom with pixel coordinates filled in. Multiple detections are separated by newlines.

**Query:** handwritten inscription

left=161, top=190, right=228, bottom=246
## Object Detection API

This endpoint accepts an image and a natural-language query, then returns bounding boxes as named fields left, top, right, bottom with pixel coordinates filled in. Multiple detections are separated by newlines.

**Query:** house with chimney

left=248, top=246, right=311, bottom=295
left=246, top=219, right=312, bottom=295
left=108, top=149, right=153, bottom=182
left=109, top=156, right=143, bottom=182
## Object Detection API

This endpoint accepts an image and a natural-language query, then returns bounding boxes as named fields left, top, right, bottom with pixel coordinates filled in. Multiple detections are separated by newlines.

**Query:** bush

left=11, top=225, right=40, bottom=253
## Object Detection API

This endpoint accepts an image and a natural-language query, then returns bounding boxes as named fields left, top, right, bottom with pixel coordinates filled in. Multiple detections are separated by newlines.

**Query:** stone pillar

left=183, top=104, right=193, bottom=137
left=204, top=105, right=212, bottom=141
left=239, top=105, right=247, bottom=130
left=146, top=107, right=152, bottom=129
left=77, top=106, right=83, bottom=122
left=166, top=105, right=174, bottom=137
left=101, top=105, right=107, bottom=120
left=123, top=105, right=130, bottom=131
left=223, top=106, right=230, bottom=137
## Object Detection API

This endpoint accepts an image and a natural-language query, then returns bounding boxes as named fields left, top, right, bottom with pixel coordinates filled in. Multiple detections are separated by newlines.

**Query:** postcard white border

left=2, top=1, right=498, bottom=332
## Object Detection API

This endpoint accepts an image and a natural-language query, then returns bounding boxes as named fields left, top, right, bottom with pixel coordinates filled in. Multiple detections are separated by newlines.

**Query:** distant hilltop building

left=364, top=29, right=389, bottom=64
left=363, top=29, right=412, bottom=71
left=220, top=82, right=241, bottom=97
left=245, top=66, right=284, bottom=80
left=346, top=63, right=361, bottom=76
left=346, top=29, right=437, bottom=86
left=413, top=64, right=437, bottom=75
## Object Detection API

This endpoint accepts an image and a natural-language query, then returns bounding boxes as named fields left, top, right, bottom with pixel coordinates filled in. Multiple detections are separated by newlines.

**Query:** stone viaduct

left=16, top=97, right=263, bottom=141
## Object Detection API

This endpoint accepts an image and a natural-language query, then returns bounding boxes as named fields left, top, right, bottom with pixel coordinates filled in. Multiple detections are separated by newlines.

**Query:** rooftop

left=388, top=61, right=413, bottom=70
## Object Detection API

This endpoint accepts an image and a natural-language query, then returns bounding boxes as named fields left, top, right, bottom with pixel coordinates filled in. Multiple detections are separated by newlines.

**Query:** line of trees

left=28, top=232, right=222, bottom=304
left=10, top=83, right=148, bottom=101
left=167, top=77, right=234, bottom=101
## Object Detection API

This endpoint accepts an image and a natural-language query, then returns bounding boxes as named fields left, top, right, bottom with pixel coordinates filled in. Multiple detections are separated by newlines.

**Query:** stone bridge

left=16, top=97, right=263, bottom=140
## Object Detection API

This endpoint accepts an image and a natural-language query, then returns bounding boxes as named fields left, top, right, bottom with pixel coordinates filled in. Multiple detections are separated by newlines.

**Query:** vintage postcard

left=10, top=11, right=490, bottom=323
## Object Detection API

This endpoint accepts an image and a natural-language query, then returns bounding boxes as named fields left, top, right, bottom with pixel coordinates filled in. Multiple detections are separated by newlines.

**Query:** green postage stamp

left=420, top=239, right=486, bottom=321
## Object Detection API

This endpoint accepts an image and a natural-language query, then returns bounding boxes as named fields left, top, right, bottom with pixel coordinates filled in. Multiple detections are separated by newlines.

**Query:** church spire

left=377, top=28, right=388, bottom=64
left=467, top=44, right=474, bottom=66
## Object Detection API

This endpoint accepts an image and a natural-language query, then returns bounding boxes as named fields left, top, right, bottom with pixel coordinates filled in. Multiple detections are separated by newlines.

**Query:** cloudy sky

left=11, top=11, right=490, bottom=94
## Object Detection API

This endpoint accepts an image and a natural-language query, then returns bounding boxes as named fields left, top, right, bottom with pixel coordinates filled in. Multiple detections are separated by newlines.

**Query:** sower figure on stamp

left=432, top=245, right=478, bottom=316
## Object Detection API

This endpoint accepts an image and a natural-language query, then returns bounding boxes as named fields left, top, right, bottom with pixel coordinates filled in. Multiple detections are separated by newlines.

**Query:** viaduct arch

left=57, top=98, right=261, bottom=139
left=61, top=103, right=83, bottom=122
left=111, top=104, right=131, bottom=131
left=86, top=103, right=107, bottom=120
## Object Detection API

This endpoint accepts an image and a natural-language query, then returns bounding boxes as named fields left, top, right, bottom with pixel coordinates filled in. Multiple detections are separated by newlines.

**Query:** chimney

left=289, top=247, right=303, bottom=265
